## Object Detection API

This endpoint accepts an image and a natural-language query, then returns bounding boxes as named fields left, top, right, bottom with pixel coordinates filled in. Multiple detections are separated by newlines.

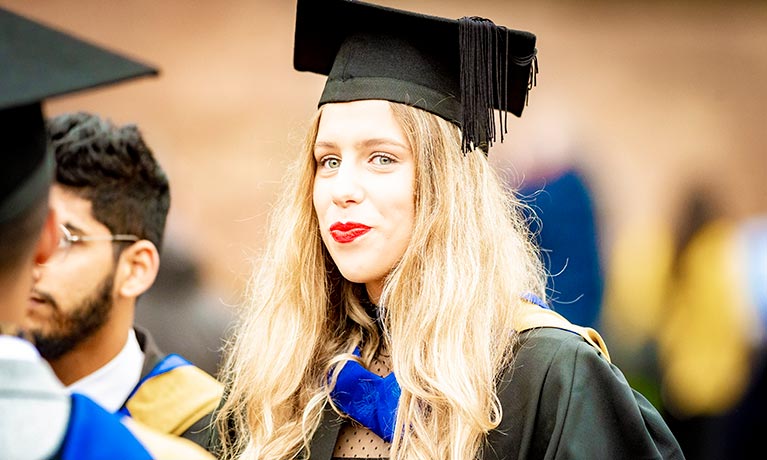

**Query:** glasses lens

left=58, top=233, right=69, bottom=250
left=47, top=226, right=73, bottom=265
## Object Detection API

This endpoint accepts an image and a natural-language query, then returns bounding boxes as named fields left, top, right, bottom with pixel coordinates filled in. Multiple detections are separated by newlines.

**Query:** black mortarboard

left=0, top=7, right=157, bottom=222
left=294, top=0, right=538, bottom=153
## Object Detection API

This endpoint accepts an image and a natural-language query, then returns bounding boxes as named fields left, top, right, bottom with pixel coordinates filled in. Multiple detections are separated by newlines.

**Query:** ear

left=116, top=240, right=160, bottom=299
left=34, top=208, right=58, bottom=266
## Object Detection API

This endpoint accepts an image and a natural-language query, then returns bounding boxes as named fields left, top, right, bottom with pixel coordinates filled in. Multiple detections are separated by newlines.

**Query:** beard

left=31, top=274, right=114, bottom=361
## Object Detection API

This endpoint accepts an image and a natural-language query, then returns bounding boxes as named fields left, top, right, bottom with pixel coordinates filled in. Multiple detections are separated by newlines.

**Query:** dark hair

left=47, top=112, right=170, bottom=253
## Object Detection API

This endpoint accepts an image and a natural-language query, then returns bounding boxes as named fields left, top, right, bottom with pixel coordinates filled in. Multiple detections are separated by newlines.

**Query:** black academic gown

left=308, top=328, right=684, bottom=459
left=132, top=327, right=220, bottom=450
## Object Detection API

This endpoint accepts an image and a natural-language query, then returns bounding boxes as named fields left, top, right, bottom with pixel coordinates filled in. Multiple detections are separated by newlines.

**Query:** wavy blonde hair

left=216, top=102, right=545, bottom=460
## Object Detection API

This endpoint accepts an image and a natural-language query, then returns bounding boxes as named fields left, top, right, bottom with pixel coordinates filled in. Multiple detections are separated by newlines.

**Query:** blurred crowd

left=501, top=120, right=766, bottom=459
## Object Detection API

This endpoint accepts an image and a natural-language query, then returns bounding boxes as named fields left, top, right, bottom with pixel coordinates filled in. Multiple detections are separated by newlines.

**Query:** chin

left=23, top=314, right=47, bottom=331
left=337, top=272, right=370, bottom=285
left=335, top=267, right=383, bottom=286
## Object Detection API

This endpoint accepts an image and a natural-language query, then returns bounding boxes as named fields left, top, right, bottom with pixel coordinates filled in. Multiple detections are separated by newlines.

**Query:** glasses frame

left=48, top=224, right=140, bottom=264
left=57, top=224, right=140, bottom=249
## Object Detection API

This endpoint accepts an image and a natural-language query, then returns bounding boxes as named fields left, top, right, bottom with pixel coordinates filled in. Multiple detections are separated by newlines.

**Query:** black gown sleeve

left=485, top=328, right=684, bottom=460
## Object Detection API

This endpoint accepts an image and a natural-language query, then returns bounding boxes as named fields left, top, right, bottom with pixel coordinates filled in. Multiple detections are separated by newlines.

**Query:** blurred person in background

left=517, top=168, right=603, bottom=327
left=25, top=111, right=222, bottom=451
left=0, top=6, right=213, bottom=459
left=658, top=212, right=767, bottom=460
left=504, top=107, right=604, bottom=329
left=603, top=183, right=767, bottom=460
left=601, top=186, right=718, bottom=456
left=137, top=237, right=234, bottom=378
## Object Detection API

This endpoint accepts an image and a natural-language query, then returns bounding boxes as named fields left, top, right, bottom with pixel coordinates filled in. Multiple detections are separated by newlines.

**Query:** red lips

left=330, top=222, right=371, bottom=243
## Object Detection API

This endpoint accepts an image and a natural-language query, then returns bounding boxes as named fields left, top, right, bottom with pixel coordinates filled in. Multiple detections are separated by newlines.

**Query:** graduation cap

left=294, top=0, right=538, bottom=153
left=0, top=7, right=157, bottom=222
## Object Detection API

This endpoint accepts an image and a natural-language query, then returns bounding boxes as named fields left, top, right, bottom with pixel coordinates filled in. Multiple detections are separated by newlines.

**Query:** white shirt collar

left=67, top=328, right=145, bottom=412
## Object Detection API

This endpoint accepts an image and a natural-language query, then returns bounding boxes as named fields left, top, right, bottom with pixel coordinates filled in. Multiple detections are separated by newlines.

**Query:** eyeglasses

left=47, top=224, right=140, bottom=265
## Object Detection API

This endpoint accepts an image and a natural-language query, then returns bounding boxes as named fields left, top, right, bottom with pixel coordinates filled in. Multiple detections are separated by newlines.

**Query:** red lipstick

left=330, top=222, right=371, bottom=243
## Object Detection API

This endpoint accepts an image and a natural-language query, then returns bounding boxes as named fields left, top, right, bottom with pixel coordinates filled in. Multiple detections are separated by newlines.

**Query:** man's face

left=26, top=185, right=118, bottom=360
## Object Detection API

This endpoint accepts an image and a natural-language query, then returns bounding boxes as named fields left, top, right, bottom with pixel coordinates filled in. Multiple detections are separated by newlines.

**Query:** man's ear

left=34, top=208, right=58, bottom=266
left=116, top=240, right=160, bottom=299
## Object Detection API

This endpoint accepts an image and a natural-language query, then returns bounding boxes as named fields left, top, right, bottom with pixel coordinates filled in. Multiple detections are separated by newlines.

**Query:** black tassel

left=512, top=50, right=538, bottom=108
left=459, top=16, right=500, bottom=154
left=459, top=17, right=538, bottom=154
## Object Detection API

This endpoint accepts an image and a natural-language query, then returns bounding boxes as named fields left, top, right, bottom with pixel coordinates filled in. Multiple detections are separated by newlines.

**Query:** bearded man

left=27, top=112, right=222, bottom=451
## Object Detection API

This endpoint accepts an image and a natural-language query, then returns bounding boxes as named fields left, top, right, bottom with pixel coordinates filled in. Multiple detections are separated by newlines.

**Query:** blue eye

left=371, top=154, right=394, bottom=166
left=320, top=157, right=341, bottom=169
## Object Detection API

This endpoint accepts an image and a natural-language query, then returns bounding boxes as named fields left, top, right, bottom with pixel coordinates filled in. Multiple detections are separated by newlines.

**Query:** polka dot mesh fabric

left=332, top=350, right=393, bottom=459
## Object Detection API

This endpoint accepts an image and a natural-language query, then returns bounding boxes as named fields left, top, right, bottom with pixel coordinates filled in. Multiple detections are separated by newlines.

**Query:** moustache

left=30, top=289, right=59, bottom=312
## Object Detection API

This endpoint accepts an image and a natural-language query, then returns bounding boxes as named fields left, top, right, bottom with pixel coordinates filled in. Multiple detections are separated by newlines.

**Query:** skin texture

left=28, top=186, right=118, bottom=339
left=313, top=100, right=416, bottom=304
left=0, top=209, right=57, bottom=326
left=27, top=184, right=160, bottom=385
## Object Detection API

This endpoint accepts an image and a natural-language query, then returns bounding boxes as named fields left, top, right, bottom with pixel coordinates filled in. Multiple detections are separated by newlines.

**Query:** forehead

left=50, top=185, right=105, bottom=232
left=316, top=100, right=405, bottom=142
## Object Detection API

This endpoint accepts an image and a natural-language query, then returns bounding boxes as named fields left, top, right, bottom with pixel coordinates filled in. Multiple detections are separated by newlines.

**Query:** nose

left=32, top=262, right=43, bottom=282
left=331, top=161, right=364, bottom=207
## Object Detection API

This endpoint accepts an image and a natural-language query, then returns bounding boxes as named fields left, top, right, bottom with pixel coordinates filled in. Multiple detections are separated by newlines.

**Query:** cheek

left=51, top=270, right=91, bottom=302
left=44, top=254, right=113, bottom=299
left=314, top=178, right=339, bottom=222
left=312, top=181, right=324, bottom=215
left=312, top=192, right=331, bottom=246
left=389, top=188, right=416, bottom=246
left=400, top=182, right=416, bottom=226
left=398, top=210, right=416, bottom=247
left=313, top=191, right=326, bottom=228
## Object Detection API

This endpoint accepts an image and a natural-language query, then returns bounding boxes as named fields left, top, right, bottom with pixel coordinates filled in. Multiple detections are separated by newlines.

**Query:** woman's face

left=313, top=100, right=415, bottom=302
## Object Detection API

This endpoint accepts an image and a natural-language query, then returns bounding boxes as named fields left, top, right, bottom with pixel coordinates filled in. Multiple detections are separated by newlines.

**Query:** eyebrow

left=313, top=141, right=336, bottom=150
left=314, top=138, right=410, bottom=153
left=63, top=222, right=87, bottom=234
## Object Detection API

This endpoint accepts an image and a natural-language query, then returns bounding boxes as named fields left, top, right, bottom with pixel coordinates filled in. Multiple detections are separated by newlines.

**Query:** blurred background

left=3, top=0, right=765, bottom=457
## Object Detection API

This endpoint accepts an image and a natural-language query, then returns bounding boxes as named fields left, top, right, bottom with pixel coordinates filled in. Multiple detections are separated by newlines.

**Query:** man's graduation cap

left=294, top=0, right=538, bottom=153
left=0, top=7, right=157, bottom=222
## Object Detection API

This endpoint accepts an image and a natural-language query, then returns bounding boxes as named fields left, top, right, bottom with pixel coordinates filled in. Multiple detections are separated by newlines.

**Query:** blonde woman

left=215, top=1, right=683, bottom=459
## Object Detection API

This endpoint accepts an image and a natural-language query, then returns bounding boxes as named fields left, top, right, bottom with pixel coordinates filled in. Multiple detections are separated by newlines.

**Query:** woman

left=215, top=1, right=683, bottom=459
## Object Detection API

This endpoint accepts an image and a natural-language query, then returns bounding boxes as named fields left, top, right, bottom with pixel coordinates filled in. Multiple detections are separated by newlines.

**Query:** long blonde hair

left=215, top=102, right=545, bottom=460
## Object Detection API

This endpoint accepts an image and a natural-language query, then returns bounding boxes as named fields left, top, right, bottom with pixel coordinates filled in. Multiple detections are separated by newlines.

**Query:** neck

left=365, top=281, right=383, bottom=305
left=48, top=299, right=135, bottom=386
